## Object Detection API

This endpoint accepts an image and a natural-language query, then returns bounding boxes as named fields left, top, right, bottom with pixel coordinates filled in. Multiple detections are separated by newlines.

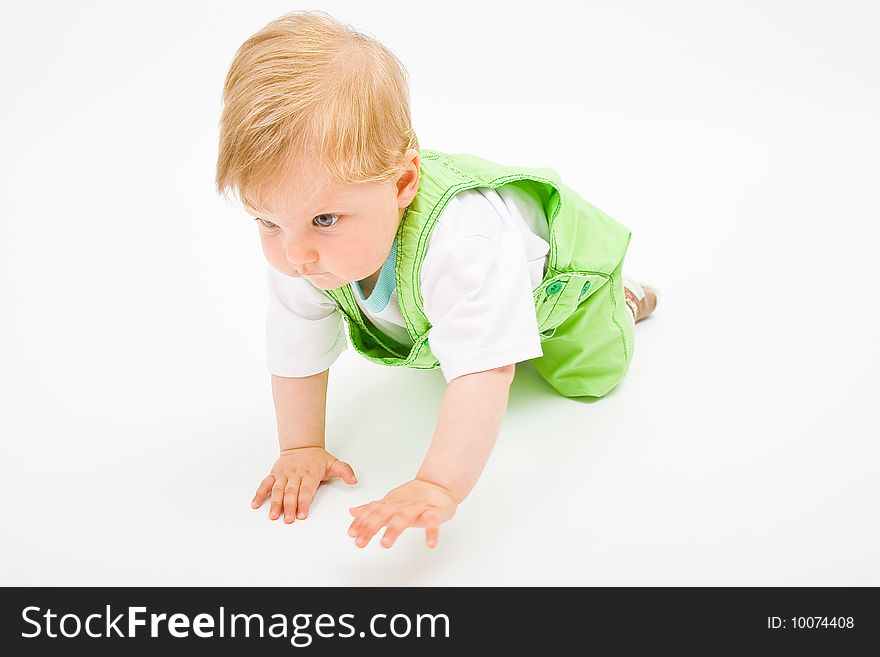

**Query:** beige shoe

left=622, top=276, right=660, bottom=323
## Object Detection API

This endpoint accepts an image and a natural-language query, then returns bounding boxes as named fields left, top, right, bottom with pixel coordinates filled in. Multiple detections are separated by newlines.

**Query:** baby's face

left=254, top=154, right=414, bottom=290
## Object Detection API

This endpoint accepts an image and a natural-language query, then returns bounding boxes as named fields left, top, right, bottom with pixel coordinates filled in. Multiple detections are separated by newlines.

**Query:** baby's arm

left=347, top=363, right=515, bottom=548
left=252, top=370, right=358, bottom=522
left=271, top=371, right=328, bottom=451
left=416, top=364, right=515, bottom=501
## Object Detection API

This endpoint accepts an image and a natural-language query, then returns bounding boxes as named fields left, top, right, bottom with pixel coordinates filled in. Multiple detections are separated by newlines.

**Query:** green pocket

left=533, top=272, right=607, bottom=335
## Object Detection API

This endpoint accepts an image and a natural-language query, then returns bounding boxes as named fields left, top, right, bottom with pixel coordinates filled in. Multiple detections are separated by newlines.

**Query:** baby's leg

left=622, top=276, right=659, bottom=323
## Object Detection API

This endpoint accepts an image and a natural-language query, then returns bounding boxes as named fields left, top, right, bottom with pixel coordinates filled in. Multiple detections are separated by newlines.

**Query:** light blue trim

left=351, top=237, right=397, bottom=313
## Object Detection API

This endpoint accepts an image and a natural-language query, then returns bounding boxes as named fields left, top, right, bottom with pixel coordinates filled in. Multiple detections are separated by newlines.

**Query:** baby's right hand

left=251, top=447, right=358, bottom=523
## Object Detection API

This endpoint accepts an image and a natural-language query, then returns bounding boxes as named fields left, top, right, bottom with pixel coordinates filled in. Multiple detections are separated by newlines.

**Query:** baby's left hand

left=348, top=478, right=457, bottom=549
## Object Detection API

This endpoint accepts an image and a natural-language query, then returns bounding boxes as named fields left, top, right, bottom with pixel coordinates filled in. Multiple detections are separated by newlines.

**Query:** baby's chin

left=303, top=273, right=348, bottom=290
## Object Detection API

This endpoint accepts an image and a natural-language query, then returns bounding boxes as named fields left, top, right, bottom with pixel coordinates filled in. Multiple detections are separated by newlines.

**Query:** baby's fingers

left=380, top=508, right=420, bottom=549
left=269, top=476, right=287, bottom=520
left=347, top=505, right=375, bottom=536
left=425, top=526, right=440, bottom=549
left=282, top=476, right=302, bottom=523
left=352, top=507, right=394, bottom=548
left=328, top=460, right=358, bottom=485
left=252, top=474, right=275, bottom=508
left=296, top=476, right=320, bottom=520
left=418, top=510, right=441, bottom=549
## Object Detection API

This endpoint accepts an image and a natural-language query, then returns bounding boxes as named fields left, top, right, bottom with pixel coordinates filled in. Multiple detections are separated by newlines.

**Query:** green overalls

left=322, top=149, right=634, bottom=398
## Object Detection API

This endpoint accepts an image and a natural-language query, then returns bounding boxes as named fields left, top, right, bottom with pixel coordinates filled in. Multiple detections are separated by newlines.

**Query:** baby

left=215, top=11, right=658, bottom=550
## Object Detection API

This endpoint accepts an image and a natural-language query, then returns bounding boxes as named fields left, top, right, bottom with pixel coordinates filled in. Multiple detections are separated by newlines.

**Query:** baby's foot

left=622, top=276, right=660, bottom=323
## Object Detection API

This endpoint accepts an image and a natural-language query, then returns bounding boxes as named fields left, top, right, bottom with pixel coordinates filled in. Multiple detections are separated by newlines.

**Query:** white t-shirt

left=265, top=184, right=551, bottom=382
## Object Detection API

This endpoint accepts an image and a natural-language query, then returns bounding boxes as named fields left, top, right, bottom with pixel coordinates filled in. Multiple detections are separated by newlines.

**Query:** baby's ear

left=396, top=149, right=420, bottom=205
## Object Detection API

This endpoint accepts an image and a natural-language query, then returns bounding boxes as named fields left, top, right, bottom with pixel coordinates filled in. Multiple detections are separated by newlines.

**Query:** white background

left=1, top=0, right=877, bottom=586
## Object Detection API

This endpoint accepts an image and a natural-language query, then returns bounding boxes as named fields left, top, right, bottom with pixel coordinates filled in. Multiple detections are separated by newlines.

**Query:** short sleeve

left=265, top=265, right=347, bottom=377
left=421, top=208, right=544, bottom=383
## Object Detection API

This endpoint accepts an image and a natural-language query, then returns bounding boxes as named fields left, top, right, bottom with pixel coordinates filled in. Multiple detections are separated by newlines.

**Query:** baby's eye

left=313, top=214, right=340, bottom=228
left=256, top=218, right=278, bottom=230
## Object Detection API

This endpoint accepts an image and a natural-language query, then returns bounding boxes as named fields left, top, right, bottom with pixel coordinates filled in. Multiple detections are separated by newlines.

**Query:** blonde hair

left=215, top=10, right=419, bottom=214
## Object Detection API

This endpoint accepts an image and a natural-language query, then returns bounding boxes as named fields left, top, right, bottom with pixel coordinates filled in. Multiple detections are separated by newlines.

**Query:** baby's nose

left=284, top=241, right=319, bottom=266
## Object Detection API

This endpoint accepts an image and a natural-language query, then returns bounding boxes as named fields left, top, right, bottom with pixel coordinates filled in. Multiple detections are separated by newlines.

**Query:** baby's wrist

left=279, top=443, right=324, bottom=454
left=415, top=475, right=462, bottom=504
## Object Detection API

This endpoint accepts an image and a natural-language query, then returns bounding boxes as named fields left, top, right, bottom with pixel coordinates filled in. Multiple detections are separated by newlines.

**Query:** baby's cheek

left=265, top=255, right=301, bottom=278
left=263, top=247, right=296, bottom=277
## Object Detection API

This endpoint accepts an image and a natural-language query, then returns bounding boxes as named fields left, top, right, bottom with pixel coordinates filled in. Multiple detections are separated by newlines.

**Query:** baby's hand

left=252, top=447, right=357, bottom=523
left=347, top=478, right=457, bottom=549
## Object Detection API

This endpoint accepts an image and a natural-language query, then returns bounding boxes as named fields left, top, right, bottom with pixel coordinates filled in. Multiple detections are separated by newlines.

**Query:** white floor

left=1, top=1, right=877, bottom=586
